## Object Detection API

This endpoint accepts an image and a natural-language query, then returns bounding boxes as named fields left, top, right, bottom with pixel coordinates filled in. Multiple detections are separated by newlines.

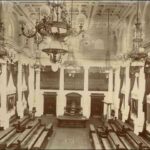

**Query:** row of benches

left=0, top=115, right=53, bottom=150
left=89, top=119, right=150, bottom=150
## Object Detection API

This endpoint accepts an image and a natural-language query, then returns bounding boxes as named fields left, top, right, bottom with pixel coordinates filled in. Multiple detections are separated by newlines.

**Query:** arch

left=66, top=92, right=81, bottom=98
left=142, top=2, right=150, bottom=44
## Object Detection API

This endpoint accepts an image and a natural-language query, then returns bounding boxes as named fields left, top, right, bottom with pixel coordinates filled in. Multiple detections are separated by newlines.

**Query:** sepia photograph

left=0, top=0, right=150, bottom=149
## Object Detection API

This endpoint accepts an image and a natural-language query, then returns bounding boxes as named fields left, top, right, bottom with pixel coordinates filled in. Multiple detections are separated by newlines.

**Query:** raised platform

left=57, top=115, right=88, bottom=128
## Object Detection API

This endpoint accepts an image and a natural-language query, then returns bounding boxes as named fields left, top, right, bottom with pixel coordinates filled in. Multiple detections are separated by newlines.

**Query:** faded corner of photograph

left=0, top=0, right=150, bottom=149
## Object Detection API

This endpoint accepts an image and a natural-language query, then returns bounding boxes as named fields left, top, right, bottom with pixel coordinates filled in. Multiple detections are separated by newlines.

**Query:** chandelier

left=64, top=51, right=81, bottom=77
left=0, top=22, right=7, bottom=58
left=42, top=39, right=68, bottom=63
left=104, top=9, right=112, bottom=72
left=128, top=0, right=147, bottom=61
left=21, top=0, right=71, bottom=41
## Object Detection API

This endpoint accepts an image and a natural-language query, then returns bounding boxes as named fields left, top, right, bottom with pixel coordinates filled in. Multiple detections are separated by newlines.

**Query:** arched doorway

left=64, top=93, right=82, bottom=116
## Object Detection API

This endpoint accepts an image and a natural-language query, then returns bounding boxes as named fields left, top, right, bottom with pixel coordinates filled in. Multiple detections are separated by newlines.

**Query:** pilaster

left=83, top=66, right=90, bottom=118
left=0, top=63, right=9, bottom=129
left=16, top=61, right=24, bottom=118
left=28, top=65, right=35, bottom=111
left=57, top=67, right=65, bottom=116
left=34, top=67, right=43, bottom=116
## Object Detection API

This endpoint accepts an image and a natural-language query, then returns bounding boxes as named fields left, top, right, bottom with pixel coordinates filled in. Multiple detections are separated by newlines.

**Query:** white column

left=57, top=67, right=65, bottom=116
left=134, top=67, right=145, bottom=134
left=35, top=68, right=43, bottom=116
left=105, top=70, right=113, bottom=120
left=0, top=63, right=9, bottom=129
left=28, top=65, right=35, bottom=111
left=16, top=61, right=24, bottom=118
left=114, top=67, right=120, bottom=118
left=83, top=66, right=90, bottom=118
left=122, top=65, right=130, bottom=122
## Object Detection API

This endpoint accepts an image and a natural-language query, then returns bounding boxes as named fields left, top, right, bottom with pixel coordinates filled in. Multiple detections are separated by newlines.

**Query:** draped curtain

left=23, top=65, right=29, bottom=109
left=127, top=66, right=139, bottom=120
left=7, top=63, right=11, bottom=86
left=118, top=67, right=125, bottom=108
left=128, top=66, right=140, bottom=105
left=118, top=67, right=125, bottom=119
left=143, top=74, right=150, bottom=112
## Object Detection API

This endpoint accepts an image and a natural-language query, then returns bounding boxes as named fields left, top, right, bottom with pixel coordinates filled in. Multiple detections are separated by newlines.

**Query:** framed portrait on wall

left=132, top=98, right=138, bottom=117
left=7, top=94, right=15, bottom=111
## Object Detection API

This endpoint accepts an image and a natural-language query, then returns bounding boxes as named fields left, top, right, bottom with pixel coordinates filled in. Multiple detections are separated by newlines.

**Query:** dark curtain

left=119, top=94, right=124, bottom=109
left=24, top=65, right=29, bottom=90
left=128, top=73, right=136, bottom=105
left=127, top=66, right=139, bottom=121
left=11, top=62, right=18, bottom=88
left=11, top=63, right=18, bottom=113
left=119, top=67, right=125, bottom=101
left=7, top=63, right=11, bottom=86
left=24, top=65, right=29, bottom=109
left=143, top=76, right=150, bottom=112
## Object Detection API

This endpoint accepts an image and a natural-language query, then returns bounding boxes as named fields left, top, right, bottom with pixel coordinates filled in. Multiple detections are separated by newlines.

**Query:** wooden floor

left=41, top=115, right=102, bottom=149
left=46, top=128, right=92, bottom=149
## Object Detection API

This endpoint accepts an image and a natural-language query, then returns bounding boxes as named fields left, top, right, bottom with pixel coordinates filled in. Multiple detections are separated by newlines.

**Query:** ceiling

left=14, top=0, right=136, bottom=61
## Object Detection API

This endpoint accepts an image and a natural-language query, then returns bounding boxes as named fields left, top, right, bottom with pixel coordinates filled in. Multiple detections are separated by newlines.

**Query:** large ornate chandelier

left=128, top=1, right=147, bottom=61
left=0, top=22, right=7, bottom=58
left=20, top=0, right=72, bottom=64
left=21, top=0, right=71, bottom=41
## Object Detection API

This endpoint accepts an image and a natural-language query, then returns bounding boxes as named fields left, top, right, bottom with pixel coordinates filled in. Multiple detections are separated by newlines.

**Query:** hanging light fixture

left=20, top=0, right=71, bottom=41
left=104, top=9, right=112, bottom=72
left=42, top=39, right=68, bottom=63
left=128, top=0, right=147, bottom=61
left=0, top=21, right=7, bottom=59
left=64, top=50, right=81, bottom=77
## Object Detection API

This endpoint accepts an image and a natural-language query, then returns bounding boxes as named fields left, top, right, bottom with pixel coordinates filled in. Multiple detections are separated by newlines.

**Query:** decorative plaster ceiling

left=14, top=0, right=136, bottom=61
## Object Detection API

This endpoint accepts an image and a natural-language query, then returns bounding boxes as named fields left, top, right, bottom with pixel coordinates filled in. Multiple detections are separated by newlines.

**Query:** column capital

left=84, top=66, right=90, bottom=70
left=35, top=67, right=41, bottom=73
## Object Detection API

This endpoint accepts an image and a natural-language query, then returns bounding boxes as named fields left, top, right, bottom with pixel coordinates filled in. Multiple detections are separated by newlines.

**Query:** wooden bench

left=5, top=132, right=21, bottom=148
left=110, top=123, right=118, bottom=132
left=13, top=116, right=29, bottom=127
left=9, top=115, right=18, bottom=126
left=119, top=136, right=137, bottom=150
left=22, top=126, right=45, bottom=149
left=0, top=127, right=15, bottom=140
left=20, top=124, right=41, bottom=148
left=91, top=133, right=103, bottom=150
left=97, top=127, right=107, bottom=138
left=139, top=136, right=150, bottom=148
left=89, top=124, right=96, bottom=138
left=12, top=119, right=40, bottom=147
left=26, top=119, right=40, bottom=129
left=127, top=131, right=149, bottom=149
left=101, top=137, right=115, bottom=150
left=33, top=131, right=48, bottom=150
left=115, top=119, right=133, bottom=132
left=108, top=132, right=126, bottom=149
left=0, top=127, right=16, bottom=149
left=110, top=122, right=125, bottom=136
left=45, top=123, right=53, bottom=136
left=105, top=123, right=113, bottom=132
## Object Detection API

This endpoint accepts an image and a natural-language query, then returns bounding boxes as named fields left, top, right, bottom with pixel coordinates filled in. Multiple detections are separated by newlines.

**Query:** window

left=88, top=67, right=108, bottom=91
left=64, top=67, right=84, bottom=90
left=40, top=66, right=60, bottom=89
